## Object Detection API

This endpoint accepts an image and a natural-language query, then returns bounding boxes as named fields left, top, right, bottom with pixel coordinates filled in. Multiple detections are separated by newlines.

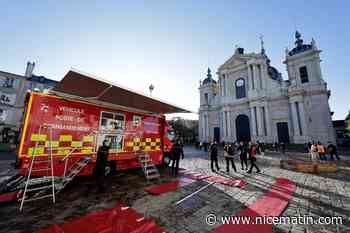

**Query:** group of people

left=307, top=141, right=340, bottom=161
left=209, top=141, right=263, bottom=174
left=272, top=142, right=286, bottom=154
left=93, top=138, right=341, bottom=193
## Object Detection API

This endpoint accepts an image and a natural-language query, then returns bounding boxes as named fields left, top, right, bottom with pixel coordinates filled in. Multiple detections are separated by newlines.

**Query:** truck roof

left=51, top=69, right=192, bottom=115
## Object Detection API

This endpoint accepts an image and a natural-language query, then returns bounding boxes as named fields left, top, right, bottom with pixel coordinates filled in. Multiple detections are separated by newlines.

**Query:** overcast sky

left=1, top=1, right=349, bottom=120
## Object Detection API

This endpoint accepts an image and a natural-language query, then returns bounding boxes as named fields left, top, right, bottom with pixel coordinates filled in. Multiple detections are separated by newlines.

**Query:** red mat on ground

left=211, top=177, right=296, bottom=233
left=182, top=171, right=247, bottom=188
left=144, top=177, right=196, bottom=195
left=204, top=176, right=247, bottom=188
left=0, top=191, right=21, bottom=203
left=185, top=173, right=211, bottom=180
left=38, top=203, right=167, bottom=233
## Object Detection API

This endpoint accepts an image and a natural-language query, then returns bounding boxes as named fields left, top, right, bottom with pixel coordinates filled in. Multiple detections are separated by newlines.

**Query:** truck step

left=33, top=160, right=51, bottom=163
left=27, top=185, right=53, bottom=192
left=28, top=177, right=53, bottom=185
left=146, top=174, right=160, bottom=180
left=31, top=168, right=51, bottom=172
left=22, top=194, right=54, bottom=202
left=145, top=168, right=158, bottom=174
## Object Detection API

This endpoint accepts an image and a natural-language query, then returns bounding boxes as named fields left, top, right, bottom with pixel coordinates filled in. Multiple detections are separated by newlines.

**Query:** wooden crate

left=316, top=163, right=337, bottom=173
left=295, top=163, right=316, bottom=173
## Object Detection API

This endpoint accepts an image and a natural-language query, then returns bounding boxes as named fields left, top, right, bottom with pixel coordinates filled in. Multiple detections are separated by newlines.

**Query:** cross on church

left=260, top=34, right=265, bottom=54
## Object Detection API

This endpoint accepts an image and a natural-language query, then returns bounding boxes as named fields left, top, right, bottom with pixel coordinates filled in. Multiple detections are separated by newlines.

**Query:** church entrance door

left=214, top=127, right=220, bottom=143
left=276, top=122, right=290, bottom=143
left=236, top=114, right=251, bottom=142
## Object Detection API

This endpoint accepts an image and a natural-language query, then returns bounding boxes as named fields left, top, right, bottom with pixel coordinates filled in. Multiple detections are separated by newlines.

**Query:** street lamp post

left=149, top=84, right=154, bottom=96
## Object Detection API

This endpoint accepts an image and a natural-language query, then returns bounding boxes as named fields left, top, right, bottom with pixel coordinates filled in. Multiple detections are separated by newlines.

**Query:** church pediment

left=219, top=55, right=248, bottom=71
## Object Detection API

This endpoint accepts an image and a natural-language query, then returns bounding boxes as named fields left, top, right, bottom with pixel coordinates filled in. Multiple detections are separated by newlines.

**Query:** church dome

left=202, top=68, right=217, bottom=85
left=288, top=31, right=312, bottom=56
left=268, top=66, right=282, bottom=81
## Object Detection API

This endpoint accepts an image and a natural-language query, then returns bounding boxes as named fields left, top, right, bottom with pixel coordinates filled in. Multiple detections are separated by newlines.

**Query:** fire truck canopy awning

left=52, top=69, right=192, bottom=114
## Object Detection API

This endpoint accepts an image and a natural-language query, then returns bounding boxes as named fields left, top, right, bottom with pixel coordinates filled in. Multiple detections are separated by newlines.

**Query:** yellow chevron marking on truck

left=59, top=135, right=72, bottom=142
left=31, top=134, right=47, bottom=142
left=45, top=141, right=59, bottom=147
left=83, top=136, right=94, bottom=142
left=71, top=141, right=83, bottom=147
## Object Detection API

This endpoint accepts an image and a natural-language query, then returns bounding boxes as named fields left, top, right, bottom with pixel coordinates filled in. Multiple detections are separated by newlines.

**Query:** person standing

left=317, top=142, right=326, bottom=160
left=223, top=143, right=229, bottom=158
left=260, top=141, right=265, bottom=156
left=274, top=142, right=279, bottom=152
left=310, top=142, right=318, bottom=162
left=327, top=142, right=340, bottom=161
left=225, top=144, right=237, bottom=173
left=210, top=141, right=220, bottom=172
left=248, top=142, right=261, bottom=173
left=256, top=141, right=261, bottom=155
left=237, top=141, right=248, bottom=170
left=307, top=142, right=312, bottom=152
left=95, top=139, right=110, bottom=192
left=171, top=140, right=184, bottom=176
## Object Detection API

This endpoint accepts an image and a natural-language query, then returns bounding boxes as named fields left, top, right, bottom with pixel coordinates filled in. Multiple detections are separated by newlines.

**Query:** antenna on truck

left=85, top=85, right=113, bottom=100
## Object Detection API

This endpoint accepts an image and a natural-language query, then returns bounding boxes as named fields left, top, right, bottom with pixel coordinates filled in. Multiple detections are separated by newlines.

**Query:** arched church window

left=235, top=78, right=246, bottom=99
left=204, top=93, right=208, bottom=104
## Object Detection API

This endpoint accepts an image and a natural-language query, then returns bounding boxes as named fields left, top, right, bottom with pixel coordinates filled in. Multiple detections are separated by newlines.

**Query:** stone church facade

left=198, top=32, right=335, bottom=144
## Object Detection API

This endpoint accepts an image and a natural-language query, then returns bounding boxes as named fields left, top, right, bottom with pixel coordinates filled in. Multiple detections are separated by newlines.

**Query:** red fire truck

left=17, top=69, right=189, bottom=177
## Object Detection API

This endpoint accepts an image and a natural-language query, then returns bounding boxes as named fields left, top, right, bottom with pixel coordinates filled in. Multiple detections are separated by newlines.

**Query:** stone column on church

left=199, top=114, right=202, bottom=141
left=219, top=77, right=223, bottom=97
left=264, top=103, right=271, bottom=140
left=225, top=75, right=229, bottom=97
left=222, top=76, right=226, bottom=96
left=252, top=65, right=258, bottom=90
left=298, top=101, right=307, bottom=136
left=258, top=64, right=263, bottom=89
left=250, top=107, right=257, bottom=137
left=201, top=114, right=204, bottom=140
left=204, top=114, right=207, bottom=141
left=257, top=106, right=264, bottom=138
left=232, top=112, right=237, bottom=141
left=290, top=102, right=300, bottom=136
left=247, top=65, right=252, bottom=90
left=261, top=64, right=268, bottom=89
left=222, top=111, right=227, bottom=140
left=227, top=110, right=232, bottom=140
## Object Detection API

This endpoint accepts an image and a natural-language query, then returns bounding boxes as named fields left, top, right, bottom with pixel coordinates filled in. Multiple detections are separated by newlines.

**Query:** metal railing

left=61, top=130, right=98, bottom=177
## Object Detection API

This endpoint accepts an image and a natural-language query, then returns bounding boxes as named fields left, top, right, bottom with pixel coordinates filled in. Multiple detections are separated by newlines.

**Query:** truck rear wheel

left=105, top=161, right=116, bottom=176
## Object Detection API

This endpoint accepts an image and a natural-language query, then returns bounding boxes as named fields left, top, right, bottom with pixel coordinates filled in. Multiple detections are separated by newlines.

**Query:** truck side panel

left=18, top=93, right=164, bottom=176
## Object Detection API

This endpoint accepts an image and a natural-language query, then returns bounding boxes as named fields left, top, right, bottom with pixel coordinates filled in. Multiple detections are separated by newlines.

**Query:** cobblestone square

left=134, top=147, right=350, bottom=233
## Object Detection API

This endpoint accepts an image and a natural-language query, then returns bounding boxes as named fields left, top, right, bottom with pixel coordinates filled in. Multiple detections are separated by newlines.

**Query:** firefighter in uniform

left=171, top=140, right=184, bottom=176
left=95, top=139, right=110, bottom=192
left=225, top=144, right=237, bottom=173
left=210, top=141, right=220, bottom=172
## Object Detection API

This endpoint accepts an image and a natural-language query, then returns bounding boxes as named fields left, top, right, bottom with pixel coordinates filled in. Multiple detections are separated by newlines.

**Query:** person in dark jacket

left=171, top=140, right=184, bottom=176
left=210, top=141, right=220, bottom=172
left=95, top=139, right=110, bottom=192
left=237, top=141, right=248, bottom=170
left=225, top=144, right=237, bottom=173
left=327, top=142, right=340, bottom=160
left=274, top=142, right=279, bottom=152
